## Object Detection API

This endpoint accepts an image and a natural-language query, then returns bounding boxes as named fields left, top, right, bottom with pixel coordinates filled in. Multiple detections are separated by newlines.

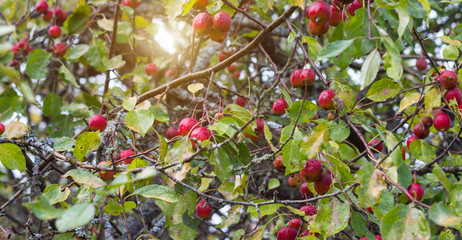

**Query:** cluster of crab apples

left=276, top=204, right=319, bottom=239
left=192, top=0, right=232, bottom=42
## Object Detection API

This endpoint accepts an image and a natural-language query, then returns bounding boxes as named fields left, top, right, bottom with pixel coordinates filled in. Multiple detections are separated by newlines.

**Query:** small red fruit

left=438, top=70, right=458, bottom=89
left=299, top=159, right=323, bottom=182
left=190, top=127, right=212, bottom=148
left=402, top=146, right=406, bottom=160
left=288, top=174, right=302, bottom=188
left=55, top=8, right=67, bottom=22
left=234, top=96, right=246, bottom=107
left=273, top=99, right=289, bottom=115
left=329, top=5, right=343, bottom=26
left=35, top=0, right=48, bottom=13
left=366, top=207, right=373, bottom=213
left=227, top=64, right=237, bottom=72
left=300, top=205, right=317, bottom=216
left=347, top=0, right=363, bottom=16
left=273, top=155, right=284, bottom=172
left=406, top=136, right=418, bottom=149
left=53, top=43, right=67, bottom=57
left=299, top=182, right=311, bottom=195
left=307, top=1, right=332, bottom=24
left=121, top=0, right=140, bottom=8
left=89, top=114, right=107, bottom=132
left=178, top=118, right=198, bottom=136
left=243, top=119, right=264, bottom=142
left=314, top=173, right=332, bottom=195
left=300, top=69, right=315, bottom=86
left=0, top=123, right=4, bottom=135
left=288, top=218, right=303, bottom=230
left=98, top=161, right=115, bottom=181
left=192, top=0, right=208, bottom=11
left=42, top=9, right=53, bottom=21
left=290, top=70, right=302, bottom=87
left=17, top=39, right=29, bottom=50
left=145, top=63, right=159, bottom=76
left=375, top=236, right=383, bottom=240
left=209, top=29, right=227, bottom=42
left=406, top=183, right=424, bottom=201
left=120, top=149, right=135, bottom=164
left=48, top=25, right=62, bottom=38
left=444, top=87, right=462, bottom=104
left=368, top=139, right=383, bottom=152
left=213, top=12, right=232, bottom=32
left=422, top=116, right=433, bottom=128
left=166, top=126, right=179, bottom=139
left=193, top=12, right=213, bottom=35
left=277, top=227, right=297, bottom=240
left=413, top=122, right=429, bottom=139
left=433, top=112, right=451, bottom=131
left=196, top=200, right=212, bottom=219
left=318, top=89, right=336, bottom=110
left=165, top=67, right=175, bottom=78
left=308, top=21, right=330, bottom=35
left=416, top=57, right=427, bottom=71
left=218, top=50, right=232, bottom=62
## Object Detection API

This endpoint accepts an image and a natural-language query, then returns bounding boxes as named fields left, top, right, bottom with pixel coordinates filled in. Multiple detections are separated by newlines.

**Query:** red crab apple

left=213, top=12, right=231, bottom=32
left=98, top=161, right=115, bottom=181
left=347, top=0, right=363, bottom=16
left=288, top=174, right=302, bottom=187
left=444, top=87, right=462, bottom=104
left=53, top=43, right=67, bottom=57
left=288, top=218, right=303, bottom=230
left=299, top=159, right=323, bottom=182
left=196, top=200, right=212, bottom=219
left=368, top=139, right=383, bottom=152
left=166, top=126, right=179, bottom=139
left=422, top=116, right=433, bottom=128
left=120, top=149, right=135, bottom=164
left=318, top=89, right=336, bottom=110
left=366, top=207, right=373, bottom=213
left=178, top=118, right=198, bottom=136
left=309, top=21, right=329, bottom=35
left=190, top=127, right=212, bottom=148
left=433, top=112, right=451, bottom=131
left=48, top=25, right=61, bottom=38
left=55, top=8, right=67, bottom=22
left=243, top=119, right=264, bottom=142
left=209, top=29, right=227, bottom=42
left=290, top=69, right=304, bottom=87
left=413, top=122, right=429, bottom=139
left=145, top=63, right=158, bottom=76
left=416, top=57, right=428, bottom=70
left=165, top=67, right=175, bottom=77
left=89, top=114, right=107, bottom=132
left=402, top=146, right=406, bottom=160
left=42, top=9, right=53, bottom=21
left=299, top=182, right=311, bottom=195
left=218, top=50, right=232, bottom=62
left=277, top=227, right=297, bottom=240
left=300, top=69, right=315, bottom=86
left=406, top=136, right=418, bottom=149
left=193, top=12, right=213, bottom=35
left=35, top=0, right=48, bottom=13
left=0, top=123, right=4, bottom=135
left=17, top=39, right=29, bottom=50
left=121, top=0, right=140, bottom=8
left=459, top=102, right=462, bottom=114
left=438, top=70, right=458, bottom=89
left=314, top=173, right=332, bottom=195
left=234, top=96, right=246, bottom=107
left=329, top=5, right=344, bottom=26
left=300, top=205, right=317, bottom=216
left=307, top=1, right=332, bottom=24
left=273, top=155, right=284, bottom=172
left=273, top=99, right=289, bottom=115
left=375, top=236, right=383, bottom=240
left=227, top=64, right=237, bottom=72
left=192, top=0, right=208, bottom=11
left=406, top=183, right=424, bottom=201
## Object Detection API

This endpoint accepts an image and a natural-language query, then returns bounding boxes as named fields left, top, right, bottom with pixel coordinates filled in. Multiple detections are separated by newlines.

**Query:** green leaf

left=356, top=165, right=387, bottom=208
left=165, top=0, right=191, bottom=19
left=329, top=120, right=350, bottom=143
left=302, top=35, right=321, bottom=59
left=58, top=65, right=79, bottom=87
left=366, top=78, right=401, bottom=102
left=63, top=4, right=91, bottom=34
left=131, top=184, right=179, bottom=203
left=398, top=92, right=422, bottom=113
left=103, top=199, right=136, bottom=216
left=439, top=229, right=456, bottom=240
left=432, top=165, right=453, bottom=194
left=55, top=204, right=96, bottom=232
left=351, top=211, right=374, bottom=238
left=42, top=184, right=71, bottom=205
left=125, top=109, right=154, bottom=137
left=73, top=132, right=101, bottom=161
left=410, top=139, right=436, bottom=164
left=123, top=97, right=137, bottom=111
left=0, top=65, right=37, bottom=104
left=23, top=198, right=64, bottom=220
left=43, top=93, right=63, bottom=117
left=104, top=55, right=126, bottom=70
left=317, top=39, right=355, bottom=61
left=287, top=32, right=296, bottom=43
left=223, top=104, right=252, bottom=123
left=149, top=106, right=169, bottom=123
left=396, top=7, right=410, bottom=39
left=360, top=49, right=381, bottom=90
left=381, top=205, right=430, bottom=240
left=268, top=178, right=280, bottom=190
left=26, top=49, right=52, bottom=79
left=397, top=161, right=412, bottom=189
left=443, top=45, right=459, bottom=60
left=428, top=202, right=462, bottom=227
left=311, top=196, right=350, bottom=237
left=127, top=157, right=148, bottom=169
left=425, top=88, right=442, bottom=110
left=247, top=200, right=283, bottom=217
left=286, top=100, right=318, bottom=124
left=54, top=137, right=75, bottom=152
left=0, top=143, right=26, bottom=171
left=63, top=169, right=107, bottom=188
left=302, top=123, right=329, bottom=159
left=66, top=44, right=89, bottom=60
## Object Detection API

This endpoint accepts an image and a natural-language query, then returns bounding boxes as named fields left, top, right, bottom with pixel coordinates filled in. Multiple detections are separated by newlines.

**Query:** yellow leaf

left=187, top=83, right=204, bottom=94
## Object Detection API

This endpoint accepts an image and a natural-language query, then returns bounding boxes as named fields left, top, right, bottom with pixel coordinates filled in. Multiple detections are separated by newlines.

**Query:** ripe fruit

left=300, top=205, right=317, bottom=216
left=190, top=127, right=212, bottom=148
left=434, top=112, right=451, bottom=131
left=166, top=126, right=179, bottom=139
left=413, top=122, right=429, bottom=139
left=193, top=12, right=213, bottom=35
left=299, top=159, right=323, bottom=182
left=438, top=70, right=458, bottom=89
left=277, top=227, right=297, bottom=240
left=209, top=29, right=227, bottom=42
left=145, top=63, right=159, bottom=76
left=406, top=136, right=418, bottom=149
left=368, top=139, right=383, bottom=152
left=318, top=89, right=336, bottom=110
left=121, top=0, right=140, bottom=8
left=273, top=99, right=289, bottom=115
left=402, top=146, right=406, bottom=160
left=196, top=200, right=212, bottom=219
left=307, top=1, right=331, bottom=24
left=444, top=87, right=462, bottom=103
left=0, top=123, right=4, bottom=135
left=422, top=116, right=433, bottom=128
left=227, top=64, right=237, bottom=72
left=288, top=218, right=302, bottom=230
left=347, top=0, right=363, bottom=16
left=244, top=119, right=264, bottom=142
left=218, top=50, right=232, bottom=62
left=17, top=39, right=29, bottom=50
left=299, top=182, right=311, bottom=195
left=213, top=12, right=231, bottom=32
left=55, top=8, right=67, bottom=22
left=233, top=71, right=241, bottom=79
left=366, top=207, right=373, bottom=213
left=120, top=149, right=135, bottom=164
left=192, top=0, right=208, bottom=11
left=89, top=114, right=107, bottom=131
left=42, top=10, right=53, bottom=21
left=308, top=21, right=329, bottom=35
left=179, top=118, right=198, bottom=136
left=53, top=43, right=67, bottom=57
left=165, top=67, right=175, bottom=77
left=329, top=5, right=343, bottom=26
left=234, top=96, right=246, bottom=107
left=406, top=183, right=424, bottom=201
left=48, top=25, right=62, bottom=38
left=273, top=155, right=284, bottom=172
left=314, top=173, right=332, bottom=195
left=300, top=69, right=315, bottom=86
left=375, top=236, right=383, bottom=240
left=288, top=174, right=302, bottom=188
left=416, top=57, right=427, bottom=70
left=98, top=161, right=115, bottom=181
left=35, top=0, right=48, bottom=13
